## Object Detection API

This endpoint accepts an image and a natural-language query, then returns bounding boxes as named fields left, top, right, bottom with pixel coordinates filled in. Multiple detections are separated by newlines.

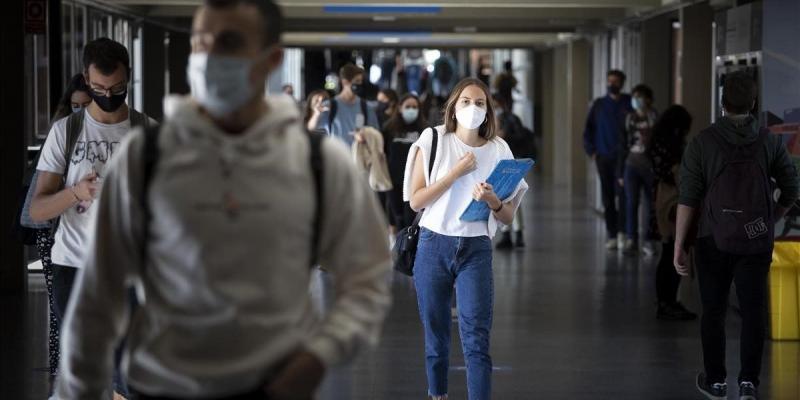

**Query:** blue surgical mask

left=187, top=52, right=256, bottom=118
left=401, top=108, right=419, bottom=124
left=72, top=106, right=84, bottom=114
left=631, top=97, right=643, bottom=111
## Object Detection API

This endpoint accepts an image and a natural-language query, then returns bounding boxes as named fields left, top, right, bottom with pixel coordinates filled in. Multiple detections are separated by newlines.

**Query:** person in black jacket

left=648, top=105, right=696, bottom=321
left=382, top=93, right=427, bottom=231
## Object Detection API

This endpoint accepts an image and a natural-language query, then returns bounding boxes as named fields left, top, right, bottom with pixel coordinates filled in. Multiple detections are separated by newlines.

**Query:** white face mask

left=187, top=52, right=256, bottom=118
left=401, top=108, right=419, bottom=124
left=455, top=104, right=486, bottom=130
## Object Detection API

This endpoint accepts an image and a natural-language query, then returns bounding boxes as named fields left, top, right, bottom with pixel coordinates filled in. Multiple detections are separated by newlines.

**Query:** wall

left=642, top=11, right=678, bottom=112
left=143, top=25, right=166, bottom=120
left=539, top=49, right=555, bottom=179
left=680, top=2, right=714, bottom=136
left=568, top=40, right=591, bottom=193
left=552, top=46, right=569, bottom=187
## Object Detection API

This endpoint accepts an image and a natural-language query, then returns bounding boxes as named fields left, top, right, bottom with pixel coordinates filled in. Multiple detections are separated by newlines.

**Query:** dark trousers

left=595, top=155, right=624, bottom=237
left=656, top=240, right=682, bottom=303
left=52, top=263, right=131, bottom=396
left=51, top=264, right=78, bottom=326
left=694, top=236, right=772, bottom=387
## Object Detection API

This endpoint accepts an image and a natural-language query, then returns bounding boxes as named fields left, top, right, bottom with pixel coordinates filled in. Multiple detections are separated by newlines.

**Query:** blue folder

left=459, top=158, right=535, bottom=222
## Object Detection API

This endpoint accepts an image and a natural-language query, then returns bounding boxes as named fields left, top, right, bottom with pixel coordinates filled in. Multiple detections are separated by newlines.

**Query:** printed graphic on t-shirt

left=71, top=140, right=122, bottom=165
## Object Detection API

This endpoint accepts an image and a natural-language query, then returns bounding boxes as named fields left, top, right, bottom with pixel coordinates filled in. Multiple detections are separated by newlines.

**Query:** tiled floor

left=12, top=178, right=800, bottom=399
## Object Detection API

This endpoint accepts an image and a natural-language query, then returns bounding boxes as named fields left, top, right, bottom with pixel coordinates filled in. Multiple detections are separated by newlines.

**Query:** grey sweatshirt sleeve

left=678, top=135, right=706, bottom=208
left=55, top=130, right=146, bottom=399
left=770, top=137, right=800, bottom=208
left=303, top=137, right=392, bottom=367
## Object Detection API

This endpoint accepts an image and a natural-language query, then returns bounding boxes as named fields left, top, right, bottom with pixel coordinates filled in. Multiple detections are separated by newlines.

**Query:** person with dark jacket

left=674, top=71, right=800, bottom=400
left=584, top=70, right=633, bottom=250
left=382, top=93, right=427, bottom=231
left=649, top=105, right=696, bottom=321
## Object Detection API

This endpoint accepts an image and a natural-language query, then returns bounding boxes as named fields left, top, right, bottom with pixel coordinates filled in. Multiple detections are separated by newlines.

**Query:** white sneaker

left=605, top=238, right=618, bottom=250
left=617, top=233, right=626, bottom=250
left=642, top=242, right=657, bottom=257
left=623, top=239, right=637, bottom=252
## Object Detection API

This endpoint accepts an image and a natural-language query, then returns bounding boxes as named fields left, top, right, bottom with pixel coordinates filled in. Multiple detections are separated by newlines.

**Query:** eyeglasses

left=89, top=82, right=127, bottom=97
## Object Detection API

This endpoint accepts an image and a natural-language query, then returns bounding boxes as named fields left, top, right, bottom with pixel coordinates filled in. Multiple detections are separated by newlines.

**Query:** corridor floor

left=22, top=179, right=800, bottom=399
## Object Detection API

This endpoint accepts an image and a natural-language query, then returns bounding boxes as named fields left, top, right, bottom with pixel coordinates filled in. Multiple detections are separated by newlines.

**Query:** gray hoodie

left=679, top=115, right=799, bottom=225
left=56, top=95, right=392, bottom=398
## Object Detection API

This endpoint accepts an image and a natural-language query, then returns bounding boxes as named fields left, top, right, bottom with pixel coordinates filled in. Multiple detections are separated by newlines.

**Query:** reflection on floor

left=22, top=178, right=800, bottom=399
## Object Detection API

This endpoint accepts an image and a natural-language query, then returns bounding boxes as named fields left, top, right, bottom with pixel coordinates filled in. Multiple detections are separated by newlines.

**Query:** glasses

left=89, top=82, right=127, bottom=97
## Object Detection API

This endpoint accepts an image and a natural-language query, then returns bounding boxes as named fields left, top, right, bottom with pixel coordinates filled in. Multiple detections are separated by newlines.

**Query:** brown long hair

left=443, top=78, right=497, bottom=140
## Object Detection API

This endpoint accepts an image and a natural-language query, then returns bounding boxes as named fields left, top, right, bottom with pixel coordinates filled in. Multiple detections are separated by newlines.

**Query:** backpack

left=328, top=97, right=368, bottom=133
left=502, top=113, right=537, bottom=160
left=703, top=128, right=774, bottom=255
left=391, top=126, right=438, bottom=276
left=14, top=108, right=151, bottom=245
left=140, top=124, right=324, bottom=268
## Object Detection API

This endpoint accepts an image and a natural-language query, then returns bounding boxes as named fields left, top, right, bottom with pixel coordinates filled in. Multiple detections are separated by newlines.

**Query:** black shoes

left=739, top=381, right=758, bottom=400
left=657, top=302, right=698, bottom=321
left=496, top=232, right=513, bottom=249
left=515, top=231, right=525, bottom=248
left=696, top=373, right=727, bottom=400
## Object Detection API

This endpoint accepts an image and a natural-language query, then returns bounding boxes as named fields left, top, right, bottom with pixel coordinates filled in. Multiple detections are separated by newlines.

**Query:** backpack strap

left=140, top=125, right=161, bottom=272
left=360, top=98, right=369, bottom=125
left=51, top=110, right=86, bottom=236
left=63, top=109, right=85, bottom=186
left=130, top=108, right=150, bottom=129
left=307, top=129, right=324, bottom=267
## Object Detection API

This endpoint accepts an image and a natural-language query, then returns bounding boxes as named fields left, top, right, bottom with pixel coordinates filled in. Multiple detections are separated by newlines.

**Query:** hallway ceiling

left=104, top=0, right=665, bottom=47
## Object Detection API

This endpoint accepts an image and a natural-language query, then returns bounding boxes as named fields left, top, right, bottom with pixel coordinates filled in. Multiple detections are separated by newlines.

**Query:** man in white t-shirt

left=30, top=38, right=154, bottom=395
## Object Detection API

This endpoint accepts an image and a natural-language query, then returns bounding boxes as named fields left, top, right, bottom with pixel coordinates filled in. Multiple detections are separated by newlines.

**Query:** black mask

left=89, top=89, right=127, bottom=113
left=351, top=83, right=364, bottom=96
left=376, top=101, right=390, bottom=115
left=607, top=85, right=621, bottom=96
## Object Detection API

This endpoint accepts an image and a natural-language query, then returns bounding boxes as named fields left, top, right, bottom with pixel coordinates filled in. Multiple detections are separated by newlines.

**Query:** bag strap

left=411, top=126, right=439, bottom=226
left=360, top=98, right=368, bottom=124
left=307, top=129, right=324, bottom=267
left=140, top=125, right=161, bottom=273
left=130, top=108, right=150, bottom=129
left=51, top=110, right=86, bottom=236
left=63, top=109, right=86, bottom=187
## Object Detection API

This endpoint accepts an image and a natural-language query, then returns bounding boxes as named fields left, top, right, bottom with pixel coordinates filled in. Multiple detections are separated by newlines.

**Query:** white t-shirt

left=37, top=111, right=141, bottom=268
left=420, top=133, right=516, bottom=237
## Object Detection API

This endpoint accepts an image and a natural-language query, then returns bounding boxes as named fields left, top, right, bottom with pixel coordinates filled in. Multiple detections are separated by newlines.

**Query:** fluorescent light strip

left=323, top=5, right=443, bottom=14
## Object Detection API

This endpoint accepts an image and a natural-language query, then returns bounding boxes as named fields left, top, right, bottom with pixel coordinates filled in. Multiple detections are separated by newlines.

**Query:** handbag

left=391, top=126, right=438, bottom=276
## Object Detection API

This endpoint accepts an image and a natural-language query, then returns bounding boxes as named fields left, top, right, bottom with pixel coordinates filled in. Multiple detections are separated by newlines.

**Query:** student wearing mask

left=584, top=70, right=633, bottom=250
left=55, top=1, right=392, bottom=399
left=618, top=84, right=658, bottom=255
left=649, top=105, right=697, bottom=321
left=376, top=88, right=399, bottom=128
left=405, top=78, right=528, bottom=400
left=316, top=63, right=380, bottom=146
left=23, top=72, right=91, bottom=388
left=675, top=71, right=799, bottom=400
left=304, top=88, right=330, bottom=132
left=383, top=93, right=427, bottom=230
left=30, top=38, right=154, bottom=399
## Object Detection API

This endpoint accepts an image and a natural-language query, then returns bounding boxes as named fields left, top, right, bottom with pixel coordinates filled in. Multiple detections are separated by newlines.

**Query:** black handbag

left=392, top=126, right=438, bottom=276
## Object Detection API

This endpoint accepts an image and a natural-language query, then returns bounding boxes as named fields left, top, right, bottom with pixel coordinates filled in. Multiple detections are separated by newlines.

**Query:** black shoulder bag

left=391, top=126, right=438, bottom=276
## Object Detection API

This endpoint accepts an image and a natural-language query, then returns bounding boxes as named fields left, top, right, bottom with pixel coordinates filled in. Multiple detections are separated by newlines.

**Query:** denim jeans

left=413, top=228, right=494, bottom=400
left=695, top=236, right=772, bottom=387
left=623, top=164, right=654, bottom=241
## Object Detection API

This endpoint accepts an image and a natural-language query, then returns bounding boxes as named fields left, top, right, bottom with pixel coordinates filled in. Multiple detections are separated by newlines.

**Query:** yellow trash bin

left=770, top=241, right=800, bottom=340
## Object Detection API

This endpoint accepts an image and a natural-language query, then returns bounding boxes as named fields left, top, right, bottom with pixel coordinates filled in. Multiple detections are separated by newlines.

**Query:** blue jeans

left=624, top=165, right=654, bottom=241
left=413, top=228, right=494, bottom=400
